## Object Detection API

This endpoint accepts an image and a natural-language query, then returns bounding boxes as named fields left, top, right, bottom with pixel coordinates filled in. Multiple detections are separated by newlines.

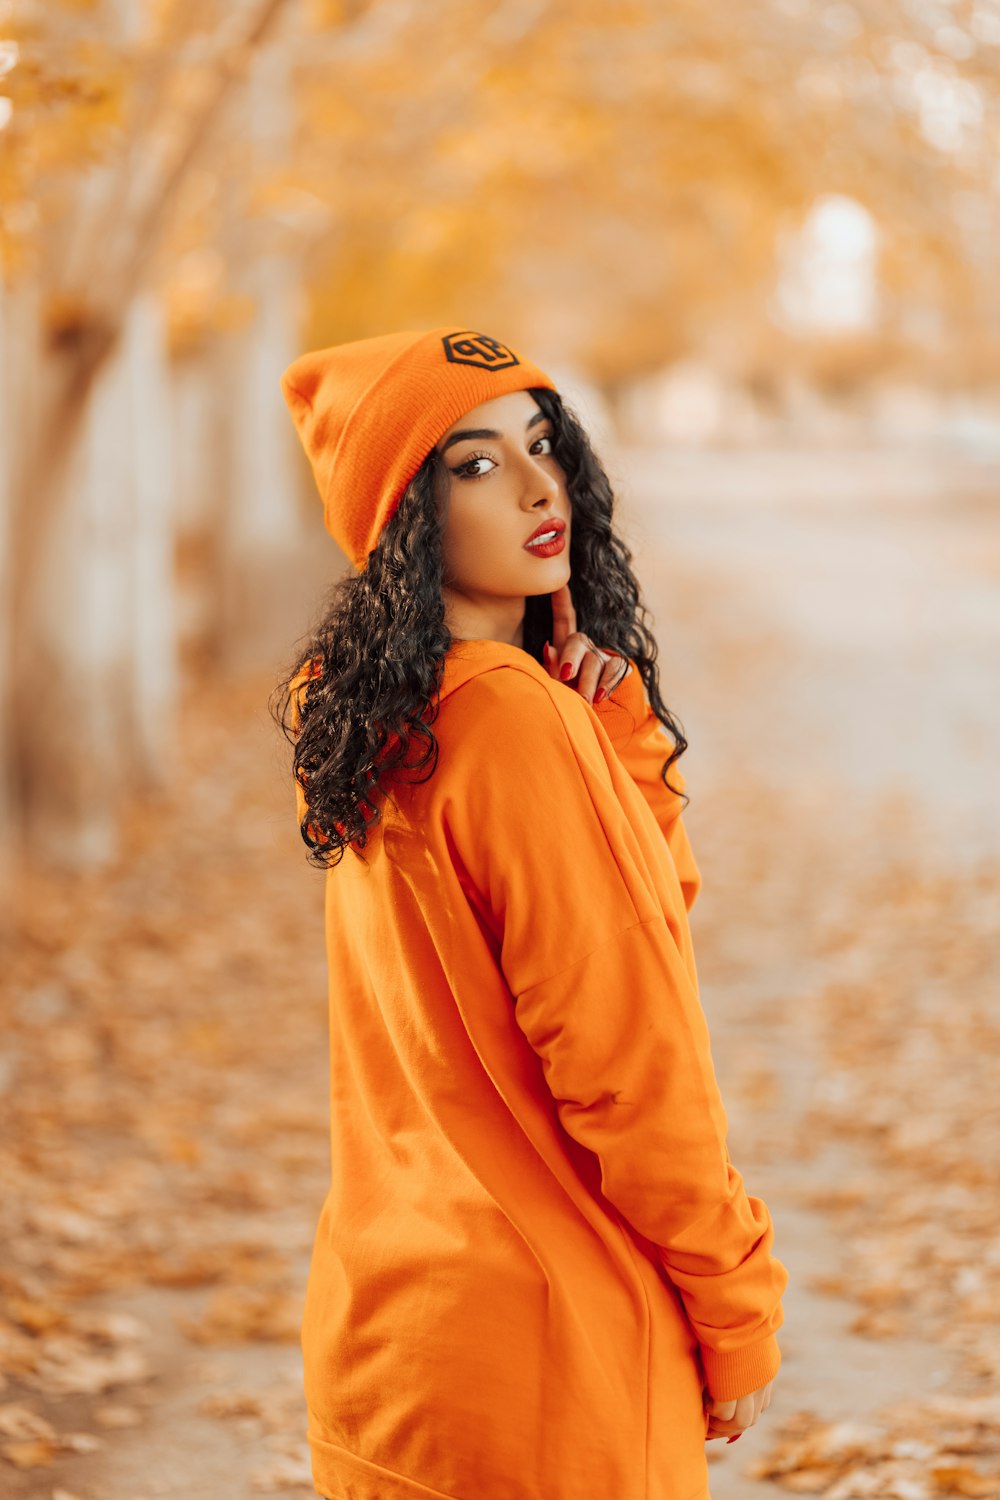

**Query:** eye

left=451, top=451, right=497, bottom=479
left=530, top=433, right=554, bottom=456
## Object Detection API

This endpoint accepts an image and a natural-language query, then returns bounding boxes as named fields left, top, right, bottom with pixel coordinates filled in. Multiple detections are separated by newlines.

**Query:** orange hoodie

left=288, top=638, right=788, bottom=1500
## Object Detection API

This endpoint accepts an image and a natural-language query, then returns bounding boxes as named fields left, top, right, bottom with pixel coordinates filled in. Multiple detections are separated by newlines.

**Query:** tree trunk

left=122, top=293, right=178, bottom=793
left=14, top=294, right=177, bottom=868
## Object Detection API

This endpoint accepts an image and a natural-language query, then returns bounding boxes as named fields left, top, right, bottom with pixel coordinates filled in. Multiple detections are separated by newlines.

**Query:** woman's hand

left=704, top=1377, right=775, bottom=1443
left=542, top=581, right=631, bottom=705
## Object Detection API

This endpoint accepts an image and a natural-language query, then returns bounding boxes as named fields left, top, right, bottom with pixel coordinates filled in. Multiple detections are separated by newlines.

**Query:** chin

left=524, top=562, right=571, bottom=597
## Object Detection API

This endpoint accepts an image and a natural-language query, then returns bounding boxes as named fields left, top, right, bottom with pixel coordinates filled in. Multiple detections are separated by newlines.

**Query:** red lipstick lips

left=523, top=518, right=566, bottom=556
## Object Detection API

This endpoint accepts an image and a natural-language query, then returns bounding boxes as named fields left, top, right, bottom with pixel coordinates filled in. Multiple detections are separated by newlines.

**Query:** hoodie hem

left=309, top=1434, right=463, bottom=1500
left=309, top=1433, right=711, bottom=1500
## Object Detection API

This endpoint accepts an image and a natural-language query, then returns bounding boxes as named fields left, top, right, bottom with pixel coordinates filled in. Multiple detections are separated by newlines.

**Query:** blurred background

left=2, top=2, right=999, bottom=1497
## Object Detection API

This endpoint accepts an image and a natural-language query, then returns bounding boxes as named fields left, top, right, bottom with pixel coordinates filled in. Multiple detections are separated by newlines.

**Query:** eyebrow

left=439, top=407, right=546, bottom=455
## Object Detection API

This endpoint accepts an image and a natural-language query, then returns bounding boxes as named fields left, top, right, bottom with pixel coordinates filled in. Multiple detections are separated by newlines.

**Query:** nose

left=518, top=449, right=563, bottom=511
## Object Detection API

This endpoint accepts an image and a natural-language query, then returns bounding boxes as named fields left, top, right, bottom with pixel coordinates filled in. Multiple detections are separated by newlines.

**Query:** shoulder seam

left=443, top=658, right=553, bottom=694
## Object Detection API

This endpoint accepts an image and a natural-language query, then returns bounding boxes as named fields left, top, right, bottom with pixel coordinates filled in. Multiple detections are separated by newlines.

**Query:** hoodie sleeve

left=591, top=654, right=702, bottom=913
left=440, top=669, right=787, bottom=1404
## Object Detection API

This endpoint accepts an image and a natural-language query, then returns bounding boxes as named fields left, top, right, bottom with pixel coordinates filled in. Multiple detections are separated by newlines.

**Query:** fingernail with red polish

left=593, top=687, right=605, bottom=704
left=727, top=1434, right=742, bottom=1444
left=542, top=641, right=551, bottom=664
left=560, top=662, right=574, bottom=681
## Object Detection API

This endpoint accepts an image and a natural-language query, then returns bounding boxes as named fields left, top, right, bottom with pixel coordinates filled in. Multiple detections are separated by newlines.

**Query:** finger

left=549, top=581, right=576, bottom=653
left=707, top=1420, right=743, bottom=1440
left=541, top=640, right=560, bottom=678
left=574, top=648, right=607, bottom=703
left=707, top=1400, right=738, bottom=1422
left=546, top=635, right=596, bottom=691
left=554, top=632, right=592, bottom=685
left=593, top=653, right=632, bottom=705
left=738, top=1395, right=759, bottom=1428
left=706, top=1413, right=743, bottom=1434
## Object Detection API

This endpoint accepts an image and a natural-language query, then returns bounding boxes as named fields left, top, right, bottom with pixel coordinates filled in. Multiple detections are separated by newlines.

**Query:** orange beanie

left=280, top=327, right=556, bottom=572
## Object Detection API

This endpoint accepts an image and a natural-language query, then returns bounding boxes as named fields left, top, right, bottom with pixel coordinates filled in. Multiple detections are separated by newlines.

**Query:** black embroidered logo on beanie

left=442, top=332, right=520, bottom=371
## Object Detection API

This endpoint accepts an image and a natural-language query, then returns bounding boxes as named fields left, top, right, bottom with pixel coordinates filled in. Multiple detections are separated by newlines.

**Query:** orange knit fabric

left=281, top=329, right=556, bottom=571
left=288, top=640, right=789, bottom=1500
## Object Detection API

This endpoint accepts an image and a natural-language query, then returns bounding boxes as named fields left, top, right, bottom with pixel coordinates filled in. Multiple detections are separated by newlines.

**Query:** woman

left=272, top=326, right=789, bottom=1500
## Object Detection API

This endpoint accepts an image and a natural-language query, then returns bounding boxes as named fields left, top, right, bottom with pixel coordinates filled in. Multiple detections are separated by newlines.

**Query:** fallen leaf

left=30, top=1342, right=150, bottom=1396
left=249, top=1453, right=313, bottom=1491
left=1, top=1436, right=58, bottom=1468
left=6, top=1299, right=68, bottom=1335
left=930, top=1465, right=1000, bottom=1497
left=93, top=1403, right=142, bottom=1428
left=60, top=1432, right=104, bottom=1453
left=0, top=1402, right=56, bottom=1440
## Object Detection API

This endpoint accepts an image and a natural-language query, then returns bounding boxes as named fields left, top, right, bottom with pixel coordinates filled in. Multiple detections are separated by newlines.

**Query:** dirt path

left=2, top=450, right=998, bottom=1500
left=619, top=449, right=1000, bottom=1497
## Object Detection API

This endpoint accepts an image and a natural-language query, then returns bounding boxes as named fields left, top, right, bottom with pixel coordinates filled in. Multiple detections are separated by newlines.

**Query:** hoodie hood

left=435, top=636, right=646, bottom=759
left=289, top=635, right=658, bottom=829
left=437, top=638, right=549, bottom=703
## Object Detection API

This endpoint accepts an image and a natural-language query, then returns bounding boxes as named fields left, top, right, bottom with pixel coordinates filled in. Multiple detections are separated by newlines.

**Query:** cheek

left=443, top=493, right=522, bottom=577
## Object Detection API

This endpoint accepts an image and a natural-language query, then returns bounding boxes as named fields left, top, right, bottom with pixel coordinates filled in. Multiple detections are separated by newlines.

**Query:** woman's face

left=434, top=389, right=572, bottom=646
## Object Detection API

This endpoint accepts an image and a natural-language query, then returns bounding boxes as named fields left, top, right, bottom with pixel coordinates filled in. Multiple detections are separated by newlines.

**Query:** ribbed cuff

left=699, top=1332, right=782, bottom=1403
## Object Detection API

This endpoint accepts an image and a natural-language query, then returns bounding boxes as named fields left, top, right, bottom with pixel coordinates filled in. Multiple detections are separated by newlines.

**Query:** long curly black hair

left=269, top=386, right=689, bottom=869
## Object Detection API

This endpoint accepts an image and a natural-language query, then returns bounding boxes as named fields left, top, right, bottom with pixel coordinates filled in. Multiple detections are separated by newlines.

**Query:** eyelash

left=450, top=433, right=554, bottom=480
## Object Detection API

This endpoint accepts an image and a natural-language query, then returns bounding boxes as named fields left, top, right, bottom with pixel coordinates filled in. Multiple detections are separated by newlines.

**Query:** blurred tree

left=1, top=0, right=998, bottom=874
left=290, top=0, right=1000, bottom=390
left=1, top=0, right=301, bottom=870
